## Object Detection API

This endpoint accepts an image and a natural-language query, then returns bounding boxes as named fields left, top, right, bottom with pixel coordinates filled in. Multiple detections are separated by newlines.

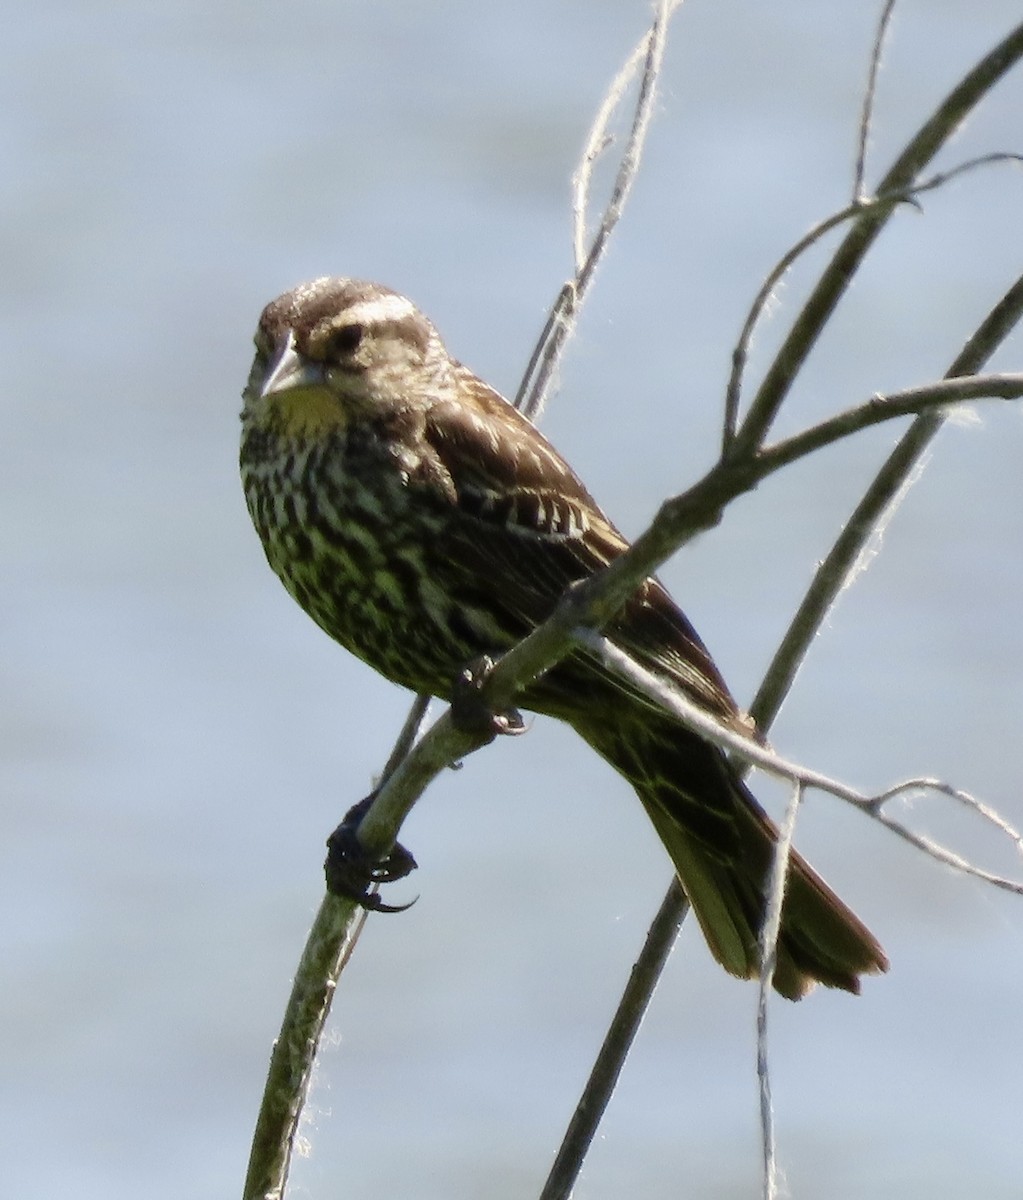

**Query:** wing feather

left=419, top=369, right=742, bottom=725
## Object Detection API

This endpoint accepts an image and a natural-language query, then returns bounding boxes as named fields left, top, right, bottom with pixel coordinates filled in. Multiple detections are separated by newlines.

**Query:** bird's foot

left=324, top=795, right=418, bottom=913
left=449, top=655, right=528, bottom=742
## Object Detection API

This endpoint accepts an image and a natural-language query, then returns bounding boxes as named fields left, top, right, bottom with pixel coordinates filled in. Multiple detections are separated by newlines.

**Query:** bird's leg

left=449, top=655, right=528, bottom=742
left=324, top=794, right=418, bottom=913
left=325, top=658, right=524, bottom=910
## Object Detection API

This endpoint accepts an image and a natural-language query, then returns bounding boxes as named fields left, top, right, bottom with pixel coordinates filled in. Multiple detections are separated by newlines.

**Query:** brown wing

left=419, top=364, right=742, bottom=724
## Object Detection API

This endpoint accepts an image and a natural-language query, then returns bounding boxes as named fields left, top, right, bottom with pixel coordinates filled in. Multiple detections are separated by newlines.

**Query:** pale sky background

left=3, top=3, right=1023, bottom=1198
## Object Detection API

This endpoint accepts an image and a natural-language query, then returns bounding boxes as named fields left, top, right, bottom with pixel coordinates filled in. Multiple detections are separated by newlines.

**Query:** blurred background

left=4, top=2, right=1023, bottom=1197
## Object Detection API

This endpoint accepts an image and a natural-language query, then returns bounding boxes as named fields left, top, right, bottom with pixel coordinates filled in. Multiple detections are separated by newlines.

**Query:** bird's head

left=242, top=277, right=451, bottom=437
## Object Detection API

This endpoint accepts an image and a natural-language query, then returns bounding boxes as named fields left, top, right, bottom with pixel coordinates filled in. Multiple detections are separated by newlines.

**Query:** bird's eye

left=325, top=323, right=364, bottom=361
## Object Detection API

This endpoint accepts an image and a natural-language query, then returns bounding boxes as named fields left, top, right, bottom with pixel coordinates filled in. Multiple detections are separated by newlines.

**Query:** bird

left=239, top=276, right=888, bottom=1000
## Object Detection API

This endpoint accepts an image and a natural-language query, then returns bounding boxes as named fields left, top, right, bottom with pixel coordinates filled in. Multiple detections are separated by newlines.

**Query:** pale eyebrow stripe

left=341, top=293, right=418, bottom=326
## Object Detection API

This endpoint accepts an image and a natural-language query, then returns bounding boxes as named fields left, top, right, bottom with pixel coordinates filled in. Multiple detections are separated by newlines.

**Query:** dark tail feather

left=574, top=711, right=888, bottom=1000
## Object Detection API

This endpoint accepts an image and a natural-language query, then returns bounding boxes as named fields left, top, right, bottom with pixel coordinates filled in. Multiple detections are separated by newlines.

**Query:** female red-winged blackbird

left=239, top=276, right=888, bottom=999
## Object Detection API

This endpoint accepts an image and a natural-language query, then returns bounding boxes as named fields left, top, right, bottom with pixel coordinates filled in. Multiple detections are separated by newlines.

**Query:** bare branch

left=243, top=897, right=367, bottom=1200
left=358, top=0, right=692, bottom=899
left=762, top=372, right=1023, bottom=470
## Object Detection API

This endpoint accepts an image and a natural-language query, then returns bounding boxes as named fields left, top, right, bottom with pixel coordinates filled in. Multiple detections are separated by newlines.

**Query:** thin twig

left=757, top=781, right=804, bottom=1200
left=723, top=153, right=1023, bottom=452
left=855, top=0, right=899, bottom=201
left=751, top=269, right=1023, bottom=727
left=377, top=693, right=432, bottom=788
left=867, top=778, right=1023, bottom=888
left=873, top=774, right=1023, bottom=848
left=571, top=36, right=650, bottom=274
left=724, top=196, right=887, bottom=452
left=576, top=631, right=1023, bottom=895
left=537, top=881, right=690, bottom=1200
left=760, top=372, right=1023, bottom=470
left=516, top=0, right=681, bottom=421
left=912, top=149, right=1023, bottom=194
left=514, top=284, right=576, bottom=421
left=732, top=19, right=1023, bottom=458
left=572, top=2, right=676, bottom=299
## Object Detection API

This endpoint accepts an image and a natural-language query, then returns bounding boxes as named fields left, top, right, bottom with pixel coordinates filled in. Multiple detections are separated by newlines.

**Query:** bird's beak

left=261, top=331, right=326, bottom=399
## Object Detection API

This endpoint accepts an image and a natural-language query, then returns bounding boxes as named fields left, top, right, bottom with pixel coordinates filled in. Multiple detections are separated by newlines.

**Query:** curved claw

left=450, top=655, right=528, bottom=741
left=359, top=890, right=418, bottom=915
left=324, top=797, right=418, bottom=913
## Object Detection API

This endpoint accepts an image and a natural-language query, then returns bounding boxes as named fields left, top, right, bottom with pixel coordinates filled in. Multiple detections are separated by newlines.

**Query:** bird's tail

left=572, top=707, right=888, bottom=1000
